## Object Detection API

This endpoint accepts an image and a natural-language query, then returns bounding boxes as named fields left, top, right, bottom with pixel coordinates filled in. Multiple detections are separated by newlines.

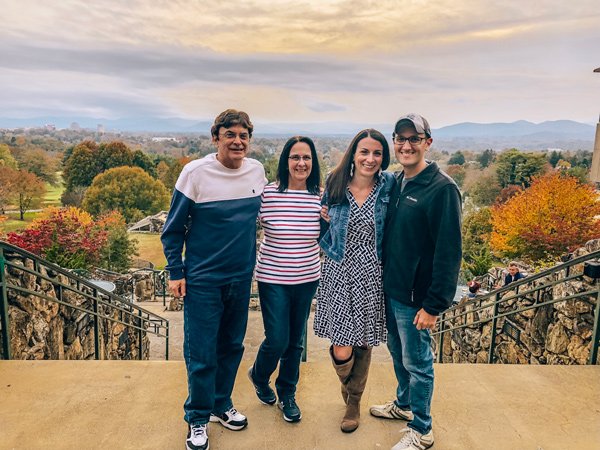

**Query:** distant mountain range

left=432, top=120, right=596, bottom=151
left=434, top=120, right=594, bottom=138
left=0, top=117, right=596, bottom=151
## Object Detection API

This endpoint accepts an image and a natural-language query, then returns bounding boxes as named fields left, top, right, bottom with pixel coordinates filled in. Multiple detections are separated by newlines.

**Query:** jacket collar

left=396, top=161, right=439, bottom=185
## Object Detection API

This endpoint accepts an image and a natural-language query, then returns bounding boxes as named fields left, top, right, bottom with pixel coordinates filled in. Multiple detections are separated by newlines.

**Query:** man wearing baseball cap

left=370, top=114, right=462, bottom=450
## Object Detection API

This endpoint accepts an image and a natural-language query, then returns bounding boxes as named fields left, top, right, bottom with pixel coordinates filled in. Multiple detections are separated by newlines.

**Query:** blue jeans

left=183, top=280, right=251, bottom=425
left=385, top=296, right=435, bottom=435
left=252, top=280, right=318, bottom=399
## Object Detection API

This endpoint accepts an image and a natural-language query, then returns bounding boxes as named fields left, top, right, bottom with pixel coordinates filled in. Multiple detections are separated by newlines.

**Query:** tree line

left=1, top=132, right=597, bottom=274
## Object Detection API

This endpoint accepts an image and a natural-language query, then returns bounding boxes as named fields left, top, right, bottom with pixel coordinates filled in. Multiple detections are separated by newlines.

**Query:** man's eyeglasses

left=288, top=155, right=312, bottom=162
left=219, top=131, right=250, bottom=142
left=393, top=135, right=426, bottom=146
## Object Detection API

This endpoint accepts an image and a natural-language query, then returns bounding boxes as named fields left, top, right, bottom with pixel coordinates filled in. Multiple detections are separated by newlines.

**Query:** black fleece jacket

left=382, top=162, right=462, bottom=316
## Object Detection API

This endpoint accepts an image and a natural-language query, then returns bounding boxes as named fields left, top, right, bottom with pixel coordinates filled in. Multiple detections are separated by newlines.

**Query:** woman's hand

left=320, top=205, right=330, bottom=223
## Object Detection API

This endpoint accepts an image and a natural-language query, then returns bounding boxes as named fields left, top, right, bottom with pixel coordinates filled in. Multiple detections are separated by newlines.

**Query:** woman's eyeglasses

left=288, top=155, right=312, bottom=162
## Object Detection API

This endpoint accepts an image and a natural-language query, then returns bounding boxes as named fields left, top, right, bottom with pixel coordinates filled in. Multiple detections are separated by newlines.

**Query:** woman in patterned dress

left=249, top=136, right=322, bottom=423
left=314, top=128, right=394, bottom=433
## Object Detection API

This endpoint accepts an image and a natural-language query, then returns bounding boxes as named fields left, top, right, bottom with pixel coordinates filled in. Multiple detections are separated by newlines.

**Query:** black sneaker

left=186, top=423, right=209, bottom=450
left=209, top=407, right=248, bottom=431
left=248, top=366, right=276, bottom=405
left=278, top=397, right=302, bottom=423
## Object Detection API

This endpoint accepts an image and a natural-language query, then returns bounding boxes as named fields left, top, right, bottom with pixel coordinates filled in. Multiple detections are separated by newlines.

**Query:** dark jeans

left=183, top=280, right=251, bottom=425
left=252, top=280, right=318, bottom=399
left=385, top=296, right=435, bottom=435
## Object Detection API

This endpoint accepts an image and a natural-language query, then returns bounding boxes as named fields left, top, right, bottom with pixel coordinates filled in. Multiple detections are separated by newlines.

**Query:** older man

left=162, top=109, right=266, bottom=450
left=370, top=114, right=462, bottom=450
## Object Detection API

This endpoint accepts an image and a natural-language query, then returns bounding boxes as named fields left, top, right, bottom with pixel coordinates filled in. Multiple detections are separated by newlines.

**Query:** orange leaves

left=490, top=173, right=600, bottom=262
left=7, top=207, right=108, bottom=269
left=34, top=206, right=94, bottom=226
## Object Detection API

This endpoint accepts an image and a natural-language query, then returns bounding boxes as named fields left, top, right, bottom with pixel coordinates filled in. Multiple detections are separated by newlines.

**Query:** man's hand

left=168, top=279, right=186, bottom=298
left=413, top=308, right=437, bottom=330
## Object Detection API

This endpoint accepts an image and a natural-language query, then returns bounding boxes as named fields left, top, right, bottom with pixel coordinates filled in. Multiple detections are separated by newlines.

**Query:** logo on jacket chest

left=406, top=195, right=418, bottom=203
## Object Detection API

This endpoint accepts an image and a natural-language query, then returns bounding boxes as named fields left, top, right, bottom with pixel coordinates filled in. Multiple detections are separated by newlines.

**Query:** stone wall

left=89, top=268, right=161, bottom=302
left=439, top=239, right=600, bottom=365
left=1, top=255, right=149, bottom=360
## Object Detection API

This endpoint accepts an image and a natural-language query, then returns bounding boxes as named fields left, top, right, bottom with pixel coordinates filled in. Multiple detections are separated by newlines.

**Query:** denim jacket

left=319, top=171, right=394, bottom=263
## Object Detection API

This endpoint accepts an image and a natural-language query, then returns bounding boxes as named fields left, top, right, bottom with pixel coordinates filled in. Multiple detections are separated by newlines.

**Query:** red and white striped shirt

left=255, top=183, right=322, bottom=285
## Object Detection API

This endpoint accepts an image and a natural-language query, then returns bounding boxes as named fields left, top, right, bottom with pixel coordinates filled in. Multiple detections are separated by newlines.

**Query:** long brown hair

left=325, top=129, right=390, bottom=204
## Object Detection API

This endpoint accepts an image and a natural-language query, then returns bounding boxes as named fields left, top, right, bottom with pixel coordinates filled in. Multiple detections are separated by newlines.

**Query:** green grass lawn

left=42, top=172, right=64, bottom=207
left=0, top=212, right=37, bottom=234
left=43, top=183, right=63, bottom=207
left=131, top=233, right=167, bottom=269
left=1, top=173, right=63, bottom=235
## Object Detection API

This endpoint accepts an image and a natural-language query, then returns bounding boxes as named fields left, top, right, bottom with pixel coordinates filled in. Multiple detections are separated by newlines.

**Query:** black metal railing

left=0, top=241, right=169, bottom=361
left=433, top=249, right=600, bottom=365
left=125, top=268, right=169, bottom=305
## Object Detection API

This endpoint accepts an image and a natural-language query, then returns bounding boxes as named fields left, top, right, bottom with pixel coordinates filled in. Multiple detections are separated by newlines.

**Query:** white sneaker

left=186, top=423, right=209, bottom=450
left=391, top=427, right=434, bottom=450
left=370, top=400, right=414, bottom=421
left=209, top=406, right=248, bottom=431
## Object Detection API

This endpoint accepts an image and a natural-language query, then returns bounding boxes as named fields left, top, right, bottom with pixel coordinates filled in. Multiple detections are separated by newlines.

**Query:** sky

left=1, top=0, right=599, bottom=129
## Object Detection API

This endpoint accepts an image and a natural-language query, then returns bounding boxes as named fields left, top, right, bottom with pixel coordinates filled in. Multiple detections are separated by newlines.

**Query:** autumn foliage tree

left=490, top=173, right=600, bottom=262
left=15, top=147, right=60, bottom=185
left=13, top=170, right=46, bottom=220
left=0, top=167, right=16, bottom=213
left=6, top=207, right=138, bottom=271
left=62, top=140, right=99, bottom=190
left=0, top=144, right=18, bottom=168
left=157, top=156, right=190, bottom=192
left=96, top=211, right=139, bottom=272
left=82, top=166, right=170, bottom=223
left=7, top=207, right=108, bottom=269
left=445, top=164, right=466, bottom=188
left=0, top=167, right=47, bottom=218
left=468, top=173, right=502, bottom=207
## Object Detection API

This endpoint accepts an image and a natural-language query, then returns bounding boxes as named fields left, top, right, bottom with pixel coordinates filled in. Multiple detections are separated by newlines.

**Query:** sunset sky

left=1, top=0, right=599, bottom=129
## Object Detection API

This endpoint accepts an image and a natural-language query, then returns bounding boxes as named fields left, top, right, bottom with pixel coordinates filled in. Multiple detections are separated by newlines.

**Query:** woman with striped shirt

left=248, top=136, right=322, bottom=424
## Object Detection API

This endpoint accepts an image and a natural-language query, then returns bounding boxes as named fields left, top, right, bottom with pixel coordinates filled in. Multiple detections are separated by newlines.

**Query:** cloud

left=1, top=0, right=599, bottom=126
left=0, top=37, right=424, bottom=94
left=306, top=101, right=347, bottom=113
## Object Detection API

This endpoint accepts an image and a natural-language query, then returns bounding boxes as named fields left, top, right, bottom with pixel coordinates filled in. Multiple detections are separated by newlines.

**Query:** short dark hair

left=326, top=129, right=390, bottom=204
left=276, top=136, right=321, bottom=195
left=211, top=109, right=253, bottom=139
left=468, top=281, right=481, bottom=293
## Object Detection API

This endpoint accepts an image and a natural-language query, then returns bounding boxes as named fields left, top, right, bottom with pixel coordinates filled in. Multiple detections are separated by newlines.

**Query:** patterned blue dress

left=313, top=186, right=386, bottom=347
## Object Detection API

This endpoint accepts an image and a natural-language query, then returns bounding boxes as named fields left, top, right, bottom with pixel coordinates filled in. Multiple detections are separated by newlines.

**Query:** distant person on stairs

left=503, top=261, right=526, bottom=286
left=161, top=109, right=267, bottom=450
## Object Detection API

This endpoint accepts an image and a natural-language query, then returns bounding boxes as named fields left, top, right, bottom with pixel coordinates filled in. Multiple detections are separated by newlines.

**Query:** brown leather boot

left=329, top=345, right=354, bottom=404
left=340, top=346, right=372, bottom=433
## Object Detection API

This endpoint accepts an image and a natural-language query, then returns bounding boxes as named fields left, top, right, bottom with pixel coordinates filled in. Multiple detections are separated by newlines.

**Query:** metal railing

left=125, top=268, right=169, bottom=305
left=0, top=241, right=170, bottom=360
left=433, top=249, right=600, bottom=365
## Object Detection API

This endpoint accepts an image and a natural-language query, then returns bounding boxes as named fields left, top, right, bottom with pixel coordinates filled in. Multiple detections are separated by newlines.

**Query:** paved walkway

left=140, top=301, right=392, bottom=363
left=1, top=361, right=598, bottom=449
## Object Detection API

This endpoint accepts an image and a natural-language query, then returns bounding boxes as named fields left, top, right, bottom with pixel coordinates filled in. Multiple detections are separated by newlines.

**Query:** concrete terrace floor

left=1, top=302, right=600, bottom=449
left=1, top=362, right=599, bottom=450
